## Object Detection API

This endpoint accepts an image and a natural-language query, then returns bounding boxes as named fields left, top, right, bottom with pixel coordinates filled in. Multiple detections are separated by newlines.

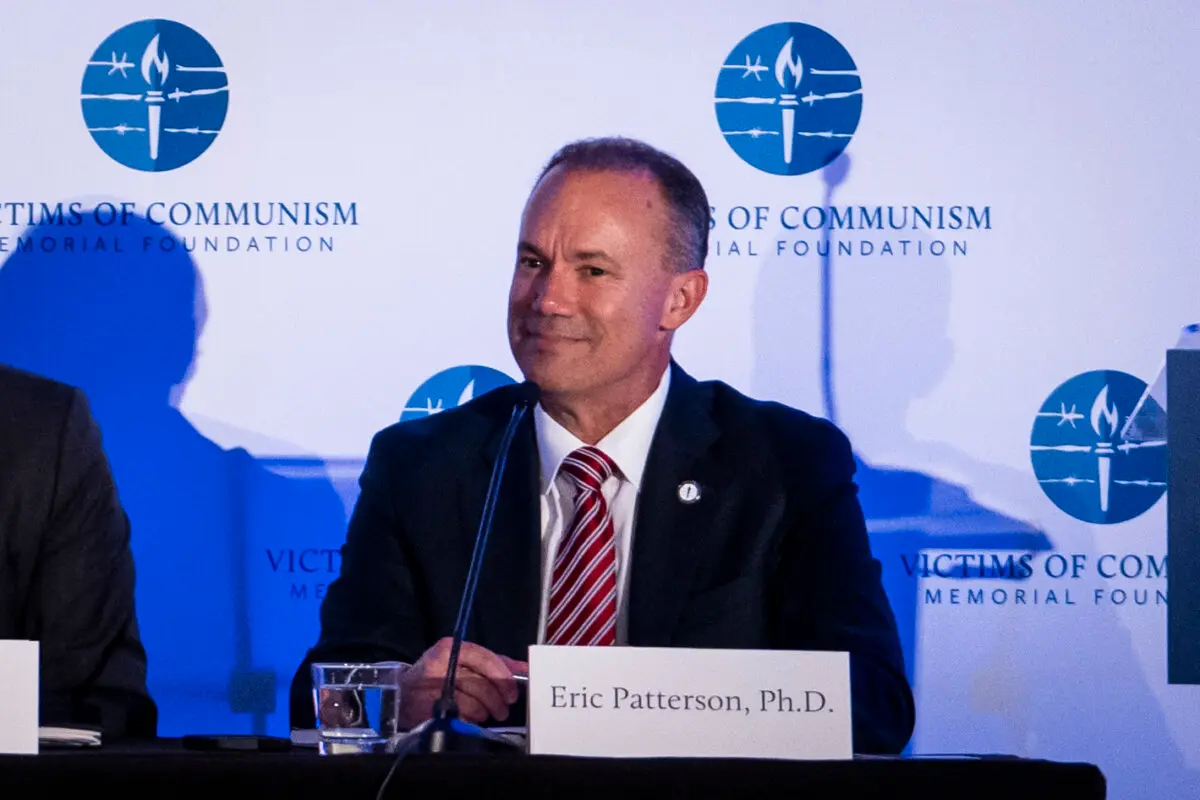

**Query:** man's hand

left=399, top=637, right=527, bottom=730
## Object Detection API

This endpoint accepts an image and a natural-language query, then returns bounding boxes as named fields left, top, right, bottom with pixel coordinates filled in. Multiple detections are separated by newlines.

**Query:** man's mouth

left=522, top=327, right=586, bottom=344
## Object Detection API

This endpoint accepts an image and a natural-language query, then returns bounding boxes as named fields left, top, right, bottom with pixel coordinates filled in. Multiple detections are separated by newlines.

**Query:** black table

left=0, top=741, right=1105, bottom=799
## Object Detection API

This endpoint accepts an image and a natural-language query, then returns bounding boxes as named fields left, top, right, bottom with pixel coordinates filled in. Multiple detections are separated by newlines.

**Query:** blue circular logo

left=1030, top=370, right=1166, bottom=524
left=400, top=366, right=516, bottom=422
left=715, top=23, right=862, bottom=176
left=81, top=19, right=229, bottom=172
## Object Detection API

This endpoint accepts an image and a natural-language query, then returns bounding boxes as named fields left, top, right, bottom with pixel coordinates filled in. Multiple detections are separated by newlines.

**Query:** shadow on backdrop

left=0, top=211, right=348, bottom=736
left=752, top=154, right=1197, bottom=797
left=752, top=153, right=1051, bottom=757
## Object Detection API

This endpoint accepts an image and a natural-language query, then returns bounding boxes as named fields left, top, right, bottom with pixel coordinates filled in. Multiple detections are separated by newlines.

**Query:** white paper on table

left=0, top=640, right=39, bottom=755
left=38, top=727, right=101, bottom=747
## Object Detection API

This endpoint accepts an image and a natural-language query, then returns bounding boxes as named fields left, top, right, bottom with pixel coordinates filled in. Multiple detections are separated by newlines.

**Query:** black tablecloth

left=0, top=740, right=1105, bottom=799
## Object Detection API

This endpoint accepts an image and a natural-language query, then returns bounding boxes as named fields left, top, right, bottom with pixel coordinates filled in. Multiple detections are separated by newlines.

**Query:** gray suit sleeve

left=34, top=389, right=156, bottom=737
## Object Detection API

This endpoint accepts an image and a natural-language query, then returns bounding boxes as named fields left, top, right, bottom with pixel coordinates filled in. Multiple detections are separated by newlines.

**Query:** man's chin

left=516, top=361, right=591, bottom=397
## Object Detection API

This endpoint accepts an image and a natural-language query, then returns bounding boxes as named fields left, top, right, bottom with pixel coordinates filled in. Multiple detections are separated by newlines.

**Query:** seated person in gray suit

left=0, top=365, right=156, bottom=737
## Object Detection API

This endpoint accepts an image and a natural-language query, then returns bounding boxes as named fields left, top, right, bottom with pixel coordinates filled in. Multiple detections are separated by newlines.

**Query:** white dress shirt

left=533, top=367, right=671, bottom=645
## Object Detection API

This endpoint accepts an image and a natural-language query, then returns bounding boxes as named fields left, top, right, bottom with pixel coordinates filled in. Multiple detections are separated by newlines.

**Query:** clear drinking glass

left=311, top=662, right=406, bottom=754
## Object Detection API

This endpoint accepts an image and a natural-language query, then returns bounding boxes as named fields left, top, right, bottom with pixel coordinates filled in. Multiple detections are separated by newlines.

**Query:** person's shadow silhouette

left=751, top=153, right=1052, bottom=753
left=752, top=155, right=1199, bottom=797
left=0, top=210, right=348, bottom=736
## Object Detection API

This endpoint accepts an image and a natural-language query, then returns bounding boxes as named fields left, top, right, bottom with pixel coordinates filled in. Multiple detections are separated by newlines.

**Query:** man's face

left=507, top=167, right=693, bottom=400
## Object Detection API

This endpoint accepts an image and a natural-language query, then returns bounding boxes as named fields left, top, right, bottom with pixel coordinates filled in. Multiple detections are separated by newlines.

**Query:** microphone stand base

left=408, top=717, right=525, bottom=755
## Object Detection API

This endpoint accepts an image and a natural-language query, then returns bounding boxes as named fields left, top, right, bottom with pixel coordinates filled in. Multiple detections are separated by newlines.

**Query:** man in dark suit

left=0, top=365, right=156, bottom=738
left=291, top=137, right=914, bottom=753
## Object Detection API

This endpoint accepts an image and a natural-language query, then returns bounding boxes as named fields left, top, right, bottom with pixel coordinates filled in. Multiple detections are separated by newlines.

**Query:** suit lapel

left=627, top=363, right=721, bottom=646
left=465, top=409, right=541, bottom=659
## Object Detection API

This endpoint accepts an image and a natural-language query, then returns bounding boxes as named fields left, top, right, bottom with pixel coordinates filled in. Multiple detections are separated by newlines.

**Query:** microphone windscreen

left=514, top=380, right=541, bottom=408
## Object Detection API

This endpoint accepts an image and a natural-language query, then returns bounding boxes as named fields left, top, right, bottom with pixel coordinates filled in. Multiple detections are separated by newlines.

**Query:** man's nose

left=532, top=264, right=574, bottom=315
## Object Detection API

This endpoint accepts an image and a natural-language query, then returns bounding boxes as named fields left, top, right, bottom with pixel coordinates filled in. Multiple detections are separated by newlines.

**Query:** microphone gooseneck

left=417, top=381, right=539, bottom=755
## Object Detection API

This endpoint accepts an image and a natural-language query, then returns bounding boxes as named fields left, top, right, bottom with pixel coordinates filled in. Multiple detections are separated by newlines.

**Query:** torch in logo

left=774, top=38, right=803, bottom=166
left=400, top=366, right=516, bottom=423
left=714, top=22, right=863, bottom=176
left=81, top=20, right=228, bottom=172
left=1030, top=370, right=1167, bottom=525
left=141, top=34, right=170, bottom=161
left=1089, top=385, right=1119, bottom=513
left=400, top=379, right=476, bottom=417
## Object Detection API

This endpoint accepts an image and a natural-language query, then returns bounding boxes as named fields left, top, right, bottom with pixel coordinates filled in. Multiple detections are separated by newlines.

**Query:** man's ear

left=660, top=269, right=708, bottom=331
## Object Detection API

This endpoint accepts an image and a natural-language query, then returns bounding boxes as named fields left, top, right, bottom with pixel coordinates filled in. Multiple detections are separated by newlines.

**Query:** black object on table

left=0, top=740, right=1105, bottom=799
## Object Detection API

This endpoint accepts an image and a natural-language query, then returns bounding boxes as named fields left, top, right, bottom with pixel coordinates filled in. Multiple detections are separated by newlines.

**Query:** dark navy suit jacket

left=291, top=362, right=914, bottom=754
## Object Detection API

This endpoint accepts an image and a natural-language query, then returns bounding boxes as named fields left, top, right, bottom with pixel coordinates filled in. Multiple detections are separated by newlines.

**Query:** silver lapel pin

left=677, top=480, right=701, bottom=504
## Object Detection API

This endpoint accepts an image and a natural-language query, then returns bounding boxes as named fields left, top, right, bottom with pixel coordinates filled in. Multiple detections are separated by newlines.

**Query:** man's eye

left=518, top=256, right=543, bottom=269
left=584, top=266, right=606, bottom=277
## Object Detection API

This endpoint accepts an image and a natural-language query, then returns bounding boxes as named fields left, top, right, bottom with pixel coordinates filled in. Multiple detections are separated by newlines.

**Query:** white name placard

left=0, top=640, right=39, bottom=755
left=527, top=646, right=851, bottom=760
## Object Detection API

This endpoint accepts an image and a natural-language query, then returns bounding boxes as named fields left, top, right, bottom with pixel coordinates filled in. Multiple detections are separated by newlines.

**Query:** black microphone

left=415, top=380, right=540, bottom=754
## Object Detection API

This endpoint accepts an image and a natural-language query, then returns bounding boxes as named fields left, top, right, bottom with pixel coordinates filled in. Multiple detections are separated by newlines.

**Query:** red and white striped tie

left=545, top=446, right=618, bottom=646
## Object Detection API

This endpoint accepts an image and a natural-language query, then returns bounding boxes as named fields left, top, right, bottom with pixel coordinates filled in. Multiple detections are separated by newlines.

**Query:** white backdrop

left=0, top=2, right=1197, bottom=796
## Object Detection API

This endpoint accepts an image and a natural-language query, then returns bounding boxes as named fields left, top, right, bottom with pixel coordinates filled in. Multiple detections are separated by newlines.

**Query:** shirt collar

left=534, top=366, right=672, bottom=493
